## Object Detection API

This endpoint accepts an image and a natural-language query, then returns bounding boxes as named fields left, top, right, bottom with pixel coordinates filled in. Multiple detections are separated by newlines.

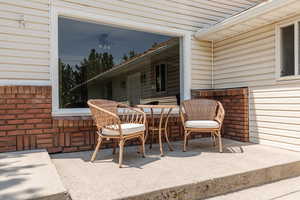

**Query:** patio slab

left=51, top=138, right=300, bottom=200
left=0, top=149, right=68, bottom=200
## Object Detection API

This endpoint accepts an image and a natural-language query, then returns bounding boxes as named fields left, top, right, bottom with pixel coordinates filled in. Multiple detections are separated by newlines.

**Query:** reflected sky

left=58, top=17, right=172, bottom=66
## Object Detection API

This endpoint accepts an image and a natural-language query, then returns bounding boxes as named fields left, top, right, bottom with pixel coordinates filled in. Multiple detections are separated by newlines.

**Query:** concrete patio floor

left=51, top=138, right=300, bottom=200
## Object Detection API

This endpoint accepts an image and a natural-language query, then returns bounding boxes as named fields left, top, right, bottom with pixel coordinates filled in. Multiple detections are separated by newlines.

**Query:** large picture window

left=58, top=17, right=180, bottom=108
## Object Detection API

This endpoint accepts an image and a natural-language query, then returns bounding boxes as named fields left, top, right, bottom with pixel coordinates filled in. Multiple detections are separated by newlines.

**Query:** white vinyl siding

left=0, top=0, right=50, bottom=81
left=191, top=39, right=212, bottom=89
left=0, top=0, right=263, bottom=86
left=213, top=21, right=300, bottom=151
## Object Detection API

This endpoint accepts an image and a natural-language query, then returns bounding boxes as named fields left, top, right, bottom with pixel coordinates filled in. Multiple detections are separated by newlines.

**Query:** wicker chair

left=88, top=99, right=146, bottom=168
left=180, top=99, right=225, bottom=152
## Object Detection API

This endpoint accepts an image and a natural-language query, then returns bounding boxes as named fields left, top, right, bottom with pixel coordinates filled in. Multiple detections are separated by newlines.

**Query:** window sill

left=277, top=75, right=300, bottom=82
left=52, top=108, right=91, bottom=117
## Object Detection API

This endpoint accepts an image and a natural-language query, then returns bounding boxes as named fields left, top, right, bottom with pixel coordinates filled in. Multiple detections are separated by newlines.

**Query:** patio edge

left=119, top=160, right=300, bottom=200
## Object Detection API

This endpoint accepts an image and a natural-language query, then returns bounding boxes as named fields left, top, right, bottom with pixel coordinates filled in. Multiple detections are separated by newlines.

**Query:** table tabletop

left=136, top=104, right=178, bottom=109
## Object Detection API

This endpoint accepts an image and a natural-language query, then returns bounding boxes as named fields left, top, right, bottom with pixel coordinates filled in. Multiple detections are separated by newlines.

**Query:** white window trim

left=276, top=18, right=300, bottom=81
left=50, top=7, right=192, bottom=117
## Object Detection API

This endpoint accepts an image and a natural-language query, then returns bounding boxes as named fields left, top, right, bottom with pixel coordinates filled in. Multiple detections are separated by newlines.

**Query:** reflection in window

left=155, top=64, right=167, bottom=92
left=58, top=17, right=180, bottom=108
left=280, top=25, right=295, bottom=77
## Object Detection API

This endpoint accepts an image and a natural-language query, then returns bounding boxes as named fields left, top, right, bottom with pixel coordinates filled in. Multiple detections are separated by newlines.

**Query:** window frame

left=50, top=7, right=191, bottom=116
left=276, top=19, right=300, bottom=81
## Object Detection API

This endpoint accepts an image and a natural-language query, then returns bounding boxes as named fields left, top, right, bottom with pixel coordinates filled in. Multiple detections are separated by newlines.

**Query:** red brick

left=7, top=119, right=25, bottom=125
left=6, top=109, right=24, bottom=114
left=6, top=99, right=25, bottom=104
left=35, top=114, right=51, bottom=119
left=0, top=125, right=17, bottom=130
left=7, top=130, right=26, bottom=136
left=0, top=104, right=16, bottom=109
left=18, top=124, right=35, bottom=129
left=26, top=119, right=43, bottom=124
left=17, top=114, right=35, bottom=119
left=26, top=129, right=43, bottom=134
left=0, top=131, right=6, bottom=136
left=26, top=109, right=44, bottom=114
left=36, top=124, right=52, bottom=129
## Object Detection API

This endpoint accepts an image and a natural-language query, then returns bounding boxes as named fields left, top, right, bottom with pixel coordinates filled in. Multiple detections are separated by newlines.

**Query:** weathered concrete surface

left=0, top=149, right=68, bottom=200
left=207, top=176, right=300, bottom=200
left=51, top=138, right=300, bottom=200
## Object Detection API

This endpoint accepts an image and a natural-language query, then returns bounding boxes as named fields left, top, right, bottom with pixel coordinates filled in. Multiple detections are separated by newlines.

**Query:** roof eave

left=194, top=0, right=298, bottom=41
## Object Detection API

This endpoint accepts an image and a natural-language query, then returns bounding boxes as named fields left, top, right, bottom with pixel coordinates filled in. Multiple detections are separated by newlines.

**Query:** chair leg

left=118, top=140, right=125, bottom=168
left=91, top=137, right=102, bottom=162
left=140, top=135, right=146, bottom=158
left=183, top=131, right=188, bottom=152
left=211, top=132, right=216, bottom=146
left=112, top=140, right=117, bottom=155
left=217, top=130, right=223, bottom=153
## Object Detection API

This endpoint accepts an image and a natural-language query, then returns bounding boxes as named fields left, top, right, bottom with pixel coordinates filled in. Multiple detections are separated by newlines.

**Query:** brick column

left=191, top=87, right=249, bottom=142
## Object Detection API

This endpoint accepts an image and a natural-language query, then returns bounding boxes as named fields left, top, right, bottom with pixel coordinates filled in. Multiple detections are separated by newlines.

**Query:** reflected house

left=73, top=38, right=180, bottom=106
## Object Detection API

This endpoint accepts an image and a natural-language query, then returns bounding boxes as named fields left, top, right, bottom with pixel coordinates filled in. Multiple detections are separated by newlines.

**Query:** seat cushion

left=185, top=120, right=219, bottom=129
left=102, top=123, right=145, bottom=136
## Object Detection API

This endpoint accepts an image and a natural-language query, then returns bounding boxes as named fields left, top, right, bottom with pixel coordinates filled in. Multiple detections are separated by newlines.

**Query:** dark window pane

left=281, top=25, right=295, bottom=77
left=58, top=17, right=180, bottom=108
left=160, top=64, right=166, bottom=92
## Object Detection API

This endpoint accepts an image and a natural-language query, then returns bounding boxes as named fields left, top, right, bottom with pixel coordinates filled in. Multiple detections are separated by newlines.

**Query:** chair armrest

left=117, top=104, right=146, bottom=125
left=215, top=101, right=225, bottom=125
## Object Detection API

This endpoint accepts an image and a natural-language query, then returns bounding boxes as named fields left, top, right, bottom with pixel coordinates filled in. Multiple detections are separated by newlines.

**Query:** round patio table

left=136, top=104, right=177, bottom=156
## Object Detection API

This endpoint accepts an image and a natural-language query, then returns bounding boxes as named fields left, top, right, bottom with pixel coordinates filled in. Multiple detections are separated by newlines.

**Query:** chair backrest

left=181, top=99, right=218, bottom=120
left=87, top=99, right=120, bottom=130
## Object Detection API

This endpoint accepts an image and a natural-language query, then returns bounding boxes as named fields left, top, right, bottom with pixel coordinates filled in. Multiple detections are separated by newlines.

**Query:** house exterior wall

left=0, top=0, right=264, bottom=89
left=0, top=0, right=213, bottom=89
left=213, top=20, right=300, bottom=151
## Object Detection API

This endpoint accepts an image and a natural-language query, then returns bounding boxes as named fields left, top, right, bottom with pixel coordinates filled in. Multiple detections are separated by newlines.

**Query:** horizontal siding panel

left=0, top=57, right=48, bottom=66
left=0, top=3, right=49, bottom=17
left=0, top=26, right=49, bottom=38
left=0, top=18, right=49, bottom=31
left=0, top=41, right=49, bottom=52
left=0, top=10, right=49, bottom=24
left=0, top=71, right=49, bottom=80
left=250, top=126, right=300, bottom=139
left=0, top=33, right=49, bottom=45
left=250, top=110, right=300, bottom=118
left=250, top=137, right=300, bottom=152
left=0, top=65, right=49, bottom=73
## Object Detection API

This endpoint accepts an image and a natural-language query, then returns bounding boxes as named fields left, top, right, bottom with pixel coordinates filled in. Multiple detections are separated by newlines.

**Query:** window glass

left=281, top=25, right=295, bottom=77
left=155, top=64, right=167, bottom=92
left=58, top=17, right=180, bottom=108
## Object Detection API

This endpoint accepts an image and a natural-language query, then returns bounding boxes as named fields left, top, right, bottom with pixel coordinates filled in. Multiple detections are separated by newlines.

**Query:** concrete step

left=207, top=176, right=300, bottom=200
left=0, top=149, right=68, bottom=200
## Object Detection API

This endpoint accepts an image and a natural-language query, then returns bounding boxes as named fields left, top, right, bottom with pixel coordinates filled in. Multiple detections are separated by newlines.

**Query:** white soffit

left=194, top=0, right=300, bottom=41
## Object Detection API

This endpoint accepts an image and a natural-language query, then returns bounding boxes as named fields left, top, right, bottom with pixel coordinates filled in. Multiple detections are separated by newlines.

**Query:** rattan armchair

left=88, top=99, right=146, bottom=168
left=180, top=99, right=225, bottom=152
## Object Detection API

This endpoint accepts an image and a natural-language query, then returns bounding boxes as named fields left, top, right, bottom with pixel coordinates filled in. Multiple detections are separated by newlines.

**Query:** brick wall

left=0, top=86, right=248, bottom=153
left=192, top=87, right=249, bottom=142
left=0, top=86, right=183, bottom=153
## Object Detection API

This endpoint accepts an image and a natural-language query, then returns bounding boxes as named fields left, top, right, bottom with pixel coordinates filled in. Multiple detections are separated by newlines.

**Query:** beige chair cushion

left=102, top=123, right=145, bottom=136
left=185, top=120, right=219, bottom=129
